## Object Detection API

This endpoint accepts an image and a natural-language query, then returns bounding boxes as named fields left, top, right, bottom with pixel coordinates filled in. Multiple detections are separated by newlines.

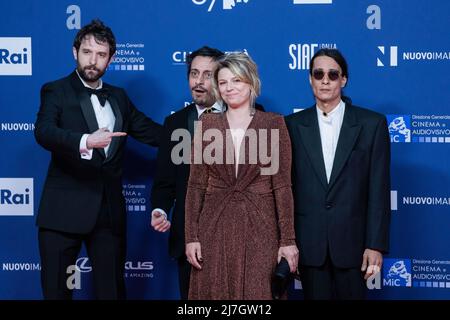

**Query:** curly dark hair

left=73, top=19, right=116, bottom=58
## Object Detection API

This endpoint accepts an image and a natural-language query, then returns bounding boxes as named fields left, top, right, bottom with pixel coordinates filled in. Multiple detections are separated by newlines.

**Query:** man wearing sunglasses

left=285, top=48, right=391, bottom=299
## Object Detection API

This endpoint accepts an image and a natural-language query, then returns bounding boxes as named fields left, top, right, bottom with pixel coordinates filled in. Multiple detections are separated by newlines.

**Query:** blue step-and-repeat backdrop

left=0, top=0, right=449, bottom=300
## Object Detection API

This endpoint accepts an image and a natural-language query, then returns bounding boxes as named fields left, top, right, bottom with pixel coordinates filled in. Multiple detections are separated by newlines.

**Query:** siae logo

left=0, top=178, right=34, bottom=216
left=192, top=0, right=250, bottom=12
left=0, top=37, right=32, bottom=76
left=289, top=43, right=337, bottom=70
left=377, top=46, right=398, bottom=67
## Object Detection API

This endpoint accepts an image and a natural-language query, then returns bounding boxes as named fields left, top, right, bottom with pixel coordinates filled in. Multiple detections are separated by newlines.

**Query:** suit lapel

left=186, top=104, right=198, bottom=137
left=296, top=108, right=328, bottom=190
left=79, top=93, right=99, bottom=133
left=328, top=104, right=361, bottom=190
left=71, top=72, right=106, bottom=159
left=104, top=93, right=123, bottom=162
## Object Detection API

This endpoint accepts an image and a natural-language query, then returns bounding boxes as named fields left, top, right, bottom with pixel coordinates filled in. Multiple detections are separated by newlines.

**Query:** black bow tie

left=86, top=87, right=109, bottom=107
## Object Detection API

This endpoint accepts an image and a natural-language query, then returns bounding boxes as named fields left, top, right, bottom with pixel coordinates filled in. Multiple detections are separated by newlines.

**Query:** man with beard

left=150, top=46, right=225, bottom=299
left=34, top=19, right=162, bottom=299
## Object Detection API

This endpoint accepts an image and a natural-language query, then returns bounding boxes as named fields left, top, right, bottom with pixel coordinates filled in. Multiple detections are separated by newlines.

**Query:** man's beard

left=77, top=64, right=106, bottom=83
left=193, top=96, right=212, bottom=108
left=191, top=85, right=215, bottom=108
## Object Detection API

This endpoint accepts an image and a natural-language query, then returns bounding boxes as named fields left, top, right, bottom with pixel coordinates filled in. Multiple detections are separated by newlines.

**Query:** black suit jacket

left=285, top=102, right=391, bottom=268
left=151, top=103, right=197, bottom=258
left=35, top=71, right=162, bottom=235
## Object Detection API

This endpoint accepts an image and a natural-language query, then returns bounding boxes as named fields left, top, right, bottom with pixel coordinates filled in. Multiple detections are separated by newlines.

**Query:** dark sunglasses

left=312, top=69, right=341, bottom=81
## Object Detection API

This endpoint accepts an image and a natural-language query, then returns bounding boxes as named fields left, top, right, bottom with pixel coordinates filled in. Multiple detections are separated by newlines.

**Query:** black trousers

left=38, top=196, right=126, bottom=300
left=177, top=256, right=191, bottom=300
left=300, top=253, right=366, bottom=300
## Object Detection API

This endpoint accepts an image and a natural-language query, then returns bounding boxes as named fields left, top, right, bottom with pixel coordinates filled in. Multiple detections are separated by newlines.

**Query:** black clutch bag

left=271, top=258, right=299, bottom=300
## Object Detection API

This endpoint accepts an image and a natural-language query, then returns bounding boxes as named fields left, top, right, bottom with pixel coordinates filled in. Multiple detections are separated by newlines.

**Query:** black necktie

left=86, top=87, right=109, bottom=107
left=199, top=107, right=214, bottom=120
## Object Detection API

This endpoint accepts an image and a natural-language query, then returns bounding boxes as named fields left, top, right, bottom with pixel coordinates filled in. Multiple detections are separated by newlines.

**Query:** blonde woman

left=185, top=52, right=298, bottom=299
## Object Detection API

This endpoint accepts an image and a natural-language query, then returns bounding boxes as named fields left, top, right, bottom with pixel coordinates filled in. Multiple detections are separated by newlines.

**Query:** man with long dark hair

left=285, top=48, right=391, bottom=299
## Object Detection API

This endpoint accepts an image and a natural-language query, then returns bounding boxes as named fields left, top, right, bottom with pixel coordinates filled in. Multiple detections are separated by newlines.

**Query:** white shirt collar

left=316, top=99, right=345, bottom=124
left=196, top=101, right=223, bottom=118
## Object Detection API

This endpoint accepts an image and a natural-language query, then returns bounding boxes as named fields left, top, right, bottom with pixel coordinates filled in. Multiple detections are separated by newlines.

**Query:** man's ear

left=107, top=55, right=115, bottom=67
left=72, top=47, right=78, bottom=61
left=341, top=76, right=347, bottom=88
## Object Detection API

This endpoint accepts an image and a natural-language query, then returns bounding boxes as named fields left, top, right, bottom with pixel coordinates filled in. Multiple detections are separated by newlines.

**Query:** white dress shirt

left=317, top=100, right=346, bottom=183
left=77, top=71, right=116, bottom=160
left=196, top=101, right=223, bottom=119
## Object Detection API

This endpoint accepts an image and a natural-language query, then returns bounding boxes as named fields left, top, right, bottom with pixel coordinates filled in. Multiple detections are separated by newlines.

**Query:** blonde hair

left=212, top=52, right=261, bottom=113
